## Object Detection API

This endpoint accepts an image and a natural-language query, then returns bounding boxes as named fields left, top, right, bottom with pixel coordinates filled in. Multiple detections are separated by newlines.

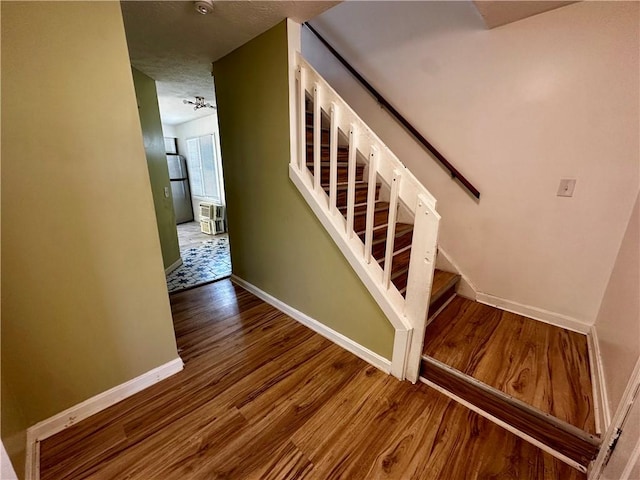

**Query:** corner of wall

left=435, top=247, right=477, bottom=300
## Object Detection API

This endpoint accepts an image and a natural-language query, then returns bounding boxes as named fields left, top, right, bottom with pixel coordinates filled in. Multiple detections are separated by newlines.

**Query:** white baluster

left=297, top=66, right=307, bottom=173
left=313, top=82, right=321, bottom=194
left=329, top=103, right=338, bottom=212
left=383, top=170, right=401, bottom=288
left=346, top=125, right=357, bottom=238
left=364, top=146, right=378, bottom=264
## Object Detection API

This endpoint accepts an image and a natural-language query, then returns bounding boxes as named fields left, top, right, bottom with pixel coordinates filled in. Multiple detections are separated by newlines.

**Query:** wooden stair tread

left=306, top=124, right=330, bottom=132
left=379, top=246, right=411, bottom=270
left=357, top=223, right=413, bottom=247
left=306, top=144, right=349, bottom=151
left=422, top=296, right=598, bottom=467
left=426, top=269, right=461, bottom=318
left=339, top=201, right=389, bottom=215
left=429, top=269, right=460, bottom=308
left=322, top=181, right=373, bottom=192
left=420, top=356, right=599, bottom=468
left=306, top=160, right=364, bottom=168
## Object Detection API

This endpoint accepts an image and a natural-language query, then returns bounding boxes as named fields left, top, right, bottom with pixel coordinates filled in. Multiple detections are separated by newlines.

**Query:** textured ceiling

left=121, top=1, right=339, bottom=125
left=473, top=1, right=577, bottom=28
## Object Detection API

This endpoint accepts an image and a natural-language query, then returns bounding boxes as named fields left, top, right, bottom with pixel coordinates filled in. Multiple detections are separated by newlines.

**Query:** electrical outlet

left=557, top=179, right=576, bottom=197
left=164, top=186, right=170, bottom=198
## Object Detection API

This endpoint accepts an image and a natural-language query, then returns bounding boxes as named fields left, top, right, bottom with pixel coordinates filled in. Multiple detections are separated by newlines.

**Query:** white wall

left=594, top=193, right=640, bottom=415
left=1, top=441, right=18, bottom=480
left=162, top=123, right=177, bottom=138
left=169, top=114, right=225, bottom=219
left=304, top=1, right=639, bottom=327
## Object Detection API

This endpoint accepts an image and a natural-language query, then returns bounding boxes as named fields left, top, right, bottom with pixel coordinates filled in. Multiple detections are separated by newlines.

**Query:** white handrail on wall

left=289, top=52, right=440, bottom=382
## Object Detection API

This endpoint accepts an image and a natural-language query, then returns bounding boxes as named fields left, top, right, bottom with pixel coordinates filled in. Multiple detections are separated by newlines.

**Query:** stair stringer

left=289, top=168, right=412, bottom=379
left=288, top=44, right=441, bottom=382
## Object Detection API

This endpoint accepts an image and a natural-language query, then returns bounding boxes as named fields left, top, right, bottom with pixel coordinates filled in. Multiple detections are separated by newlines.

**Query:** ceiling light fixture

left=194, top=0, right=214, bottom=15
left=183, top=96, right=216, bottom=111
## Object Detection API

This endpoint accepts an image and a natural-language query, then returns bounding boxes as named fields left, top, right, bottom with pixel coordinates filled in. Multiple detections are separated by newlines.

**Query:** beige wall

left=213, top=21, right=395, bottom=359
left=1, top=2, right=180, bottom=473
left=132, top=68, right=181, bottom=269
left=594, top=193, right=640, bottom=414
left=305, top=1, right=639, bottom=326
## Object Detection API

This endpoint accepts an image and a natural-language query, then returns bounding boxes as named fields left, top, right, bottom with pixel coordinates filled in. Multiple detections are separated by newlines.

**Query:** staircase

left=290, top=51, right=599, bottom=474
left=289, top=45, right=600, bottom=472
left=423, top=271, right=600, bottom=473
left=290, top=54, right=441, bottom=382
left=304, top=100, right=416, bottom=297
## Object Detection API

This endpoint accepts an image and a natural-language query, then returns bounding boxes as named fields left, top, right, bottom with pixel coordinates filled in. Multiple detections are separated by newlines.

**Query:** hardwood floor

left=40, top=280, right=585, bottom=480
left=423, top=296, right=596, bottom=434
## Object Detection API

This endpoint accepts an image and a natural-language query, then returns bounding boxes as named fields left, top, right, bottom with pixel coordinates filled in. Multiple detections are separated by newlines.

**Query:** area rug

left=166, top=235, right=231, bottom=293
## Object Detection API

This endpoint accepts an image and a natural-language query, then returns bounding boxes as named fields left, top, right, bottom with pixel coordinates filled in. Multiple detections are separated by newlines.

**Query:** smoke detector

left=194, top=0, right=214, bottom=15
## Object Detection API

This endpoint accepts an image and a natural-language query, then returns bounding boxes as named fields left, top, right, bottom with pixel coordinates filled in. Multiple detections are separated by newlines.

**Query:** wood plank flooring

left=40, top=280, right=585, bottom=480
left=423, top=296, right=596, bottom=434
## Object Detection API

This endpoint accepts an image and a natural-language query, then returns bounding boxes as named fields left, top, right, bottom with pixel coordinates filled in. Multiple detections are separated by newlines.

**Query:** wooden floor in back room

left=39, top=279, right=585, bottom=480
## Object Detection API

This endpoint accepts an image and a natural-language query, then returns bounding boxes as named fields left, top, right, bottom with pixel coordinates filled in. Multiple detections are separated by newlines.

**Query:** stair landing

left=423, top=296, right=596, bottom=433
left=421, top=295, right=599, bottom=468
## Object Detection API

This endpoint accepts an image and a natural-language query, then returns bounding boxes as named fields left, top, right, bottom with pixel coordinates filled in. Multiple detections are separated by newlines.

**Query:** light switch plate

left=164, top=186, right=170, bottom=198
left=557, top=179, right=576, bottom=197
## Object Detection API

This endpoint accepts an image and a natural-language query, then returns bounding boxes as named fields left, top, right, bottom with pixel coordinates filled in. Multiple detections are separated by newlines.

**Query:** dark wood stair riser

left=380, top=245, right=410, bottom=270
left=306, top=145, right=350, bottom=162
left=307, top=163, right=366, bottom=184
left=306, top=128, right=331, bottom=144
left=420, top=357, right=599, bottom=469
left=370, top=227, right=413, bottom=261
left=330, top=184, right=380, bottom=208
left=427, top=270, right=461, bottom=317
left=428, top=282, right=457, bottom=317
left=350, top=204, right=389, bottom=232
left=389, top=248, right=412, bottom=293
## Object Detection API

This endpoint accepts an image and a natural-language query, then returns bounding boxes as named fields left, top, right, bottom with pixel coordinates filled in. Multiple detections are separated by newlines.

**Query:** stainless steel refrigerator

left=166, top=154, right=194, bottom=224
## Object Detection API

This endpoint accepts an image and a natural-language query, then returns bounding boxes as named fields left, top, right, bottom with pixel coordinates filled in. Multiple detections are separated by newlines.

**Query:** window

left=185, top=134, right=224, bottom=203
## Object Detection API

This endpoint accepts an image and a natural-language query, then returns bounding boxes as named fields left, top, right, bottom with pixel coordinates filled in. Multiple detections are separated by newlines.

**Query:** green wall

left=131, top=68, right=181, bottom=270
left=1, top=3, right=180, bottom=476
left=213, top=21, right=394, bottom=359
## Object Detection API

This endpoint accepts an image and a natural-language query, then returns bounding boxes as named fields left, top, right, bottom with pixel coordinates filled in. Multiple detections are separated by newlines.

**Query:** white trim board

left=419, top=377, right=586, bottom=473
left=588, top=326, right=611, bottom=434
left=231, top=275, right=392, bottom=374
left=25, top=357, right=183, bottom=480
left=476, top=292, right=591, bottom=334
left=620, top=434, right=640, bottom=480
left=165, top=257, right=183, bottom=275
left=590, top=357, right=640, bottom=480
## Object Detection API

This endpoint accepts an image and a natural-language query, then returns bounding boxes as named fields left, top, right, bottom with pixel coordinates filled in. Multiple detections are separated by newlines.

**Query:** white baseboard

left=476, top=292, right=591, bottom=334
left=435, top=249, right=592, bottom=335
left=165, top=257, right=183, bottom=275
left=2, top=441, right=19, bottom=480
left=25, top=357, right=183, bottom=480
left=588, top=326, right=611, bottom=433
left=231, top=275, right=392, bottom=374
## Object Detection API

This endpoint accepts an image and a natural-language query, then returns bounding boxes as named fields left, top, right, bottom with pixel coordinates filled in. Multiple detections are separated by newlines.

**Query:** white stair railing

left=289, top=53, right=440, bottom=382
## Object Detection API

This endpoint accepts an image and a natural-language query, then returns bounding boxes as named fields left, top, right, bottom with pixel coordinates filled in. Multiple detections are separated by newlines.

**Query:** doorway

left=162, top=113, right=232, bottom=293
